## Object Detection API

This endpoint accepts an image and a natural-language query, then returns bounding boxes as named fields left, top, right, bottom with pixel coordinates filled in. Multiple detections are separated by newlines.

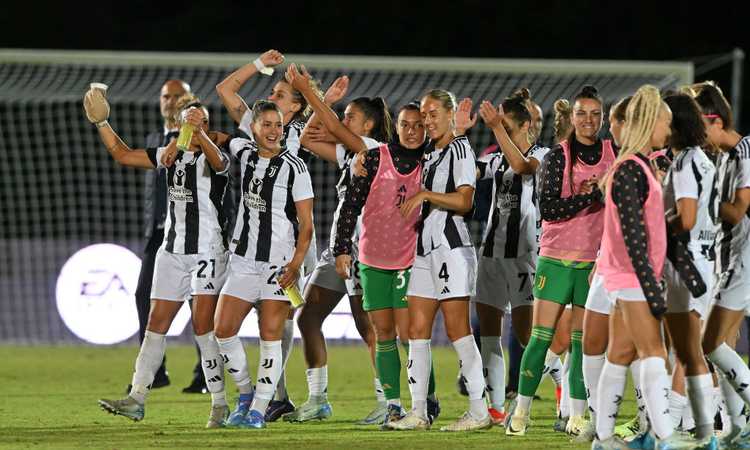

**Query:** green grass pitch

left=0, top=344, right=637, bottom=449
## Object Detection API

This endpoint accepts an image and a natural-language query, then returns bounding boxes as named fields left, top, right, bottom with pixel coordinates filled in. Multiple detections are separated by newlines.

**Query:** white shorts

left=606, top=285, right=647, bottom=303
left=150, top=248, right=228, bottom=301
left=407, top=245, right=477, bottom=300
left=666, top=258, right=713, bottom=318
left=585, top=273, right=613, bottom=315
left=220, top=254, right=299, bottom=304
left=714, top=246, right=750, bottom=311
left=307, top=248, right=362, bottom=296
left=473, top=254, right=535, bottom=311
left=303, top=230, right=318, bottom=276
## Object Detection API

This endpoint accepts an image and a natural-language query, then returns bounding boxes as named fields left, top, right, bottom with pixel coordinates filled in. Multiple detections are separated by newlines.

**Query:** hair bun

left=554, top=98, right=572, bottom=114
left=581, top=85, right=599, bottom=97
left=513, top=88, right=531, bottom=100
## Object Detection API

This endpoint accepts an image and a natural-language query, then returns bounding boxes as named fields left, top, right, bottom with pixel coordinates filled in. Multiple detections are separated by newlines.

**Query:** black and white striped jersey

left=326, top=136, right=382, bottom=251
left=711, top=136, right=750, bottom=274
left=417, top=135, right=476, bottom=256
left=146, top=147, right=230, bottom=255
left=663, top=146, right=716, bottom=260
left=238, top=110, right=309, bottom=160
left=478, top=144, right=550, bottom=259
left=227, top=136, right=314, bottom=263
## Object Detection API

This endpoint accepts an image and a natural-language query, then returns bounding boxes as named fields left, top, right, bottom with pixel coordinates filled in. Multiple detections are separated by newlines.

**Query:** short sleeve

left=228, top=136, right=255, bottom=159
left=146, top=147, right=165, bottom=169
left=214, top=152, right=231, bottom=176
left=238, top=109, right=254, bottom=136
left=292, top=168, right=315, bottom=202
left=335, top=144, right=347, bottom=169
left=529, top=146, right=551, bottom=164
left=477, top=153, right=502, bottom=180
left=672, top=160, right=699, bottom=200
left=739, top=153, right=750, bottom=189
left=453, top=141, right=477, bottom=188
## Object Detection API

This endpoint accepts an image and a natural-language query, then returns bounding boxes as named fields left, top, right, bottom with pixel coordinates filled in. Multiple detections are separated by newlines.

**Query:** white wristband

left=95, top=120, right=109, bottom=128
left=253, top=58, right=274, bottom=76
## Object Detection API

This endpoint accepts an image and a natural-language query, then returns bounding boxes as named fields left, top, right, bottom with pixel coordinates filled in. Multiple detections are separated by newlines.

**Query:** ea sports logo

left=56, top=244, right=141, bottom=344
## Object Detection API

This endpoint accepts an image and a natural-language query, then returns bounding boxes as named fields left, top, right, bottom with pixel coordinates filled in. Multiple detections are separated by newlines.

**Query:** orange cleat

left=488, top=407, right=507, bottom=426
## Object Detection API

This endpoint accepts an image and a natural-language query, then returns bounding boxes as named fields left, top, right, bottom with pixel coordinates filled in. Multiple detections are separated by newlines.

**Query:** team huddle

left=82, top=49, right=750, bottom=449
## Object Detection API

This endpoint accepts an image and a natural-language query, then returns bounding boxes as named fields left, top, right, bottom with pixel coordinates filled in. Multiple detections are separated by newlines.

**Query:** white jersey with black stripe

left=326, top=136, right=382, bottom=252
left=238, top=109, right=308, bottom=158
left=227, top=136, right=314, bottom=264
left=712, top=136, right=750, bottom=274
left=147, top=147, right=230, bottom=255
left=479, top=144, right=550, bottom=259
left=663, top=146, right=716, bottom=260
left=418, top=135, right=476, bottom=256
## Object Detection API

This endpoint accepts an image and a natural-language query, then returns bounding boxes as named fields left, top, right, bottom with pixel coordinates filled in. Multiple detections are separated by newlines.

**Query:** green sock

left=518, top=325, right=554, bottom=397
left=376, top=339, right=401, bottom=401
left=569, top=330, right=586, bottom=400
left=402, top=342, right=436, bottom=397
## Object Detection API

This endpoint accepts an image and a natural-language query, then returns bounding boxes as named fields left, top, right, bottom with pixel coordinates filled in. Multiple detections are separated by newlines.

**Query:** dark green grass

left=0, top=344, right=637, bottom=449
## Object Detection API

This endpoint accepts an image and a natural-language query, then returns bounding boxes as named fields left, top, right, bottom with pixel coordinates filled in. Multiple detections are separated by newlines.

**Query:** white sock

left=307, top=366, right=327, bottom=399
left=387, top=398, right=401, bottom=407
left=709, top=343, right=750, bottom=406
left=517, top=394, right=533, bottom=417
left=716, top=385, right=729, bottom=434
left=216, top=335, right=253, bottom=395
left=560, top=355, right=571, bottom=418
left=129, top=330, right=167, bottom=404
left=595, top=360, right=627, bottom=441
left=407, top=339, right=431, bottom=419
left=669, top=391, right=688, bottom=429
left=375, top=378, right=386, bottom=404
left=630, top=359, right=649, bottom=431
left=195, top=331, right=226, bottom=407
left=544, top=350, right=563, bottom=387
left=251, top=339, right=283, bottom=414
left=641, top=357, right=674, bottom=440
left=452, top=335, right=488, bottom=420
left=681, top=394, right=695, bottom=431
left=720, top=373, right=747, bottom=439
left=480, top=336, right=505, bottom=411
left=274, top=320, right=294, bottom=401
left=583, top=353, right=606, bottom=422
left=571, top=399, right=588, bottom=417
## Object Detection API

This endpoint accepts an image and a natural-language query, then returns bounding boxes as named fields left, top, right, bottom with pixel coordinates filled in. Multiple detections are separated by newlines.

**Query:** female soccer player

left=473, top=89, right=550, bottom=425
left=507, top=85, right=616, bottom=437
left=213, top=100, right=314, bottom=430
left=87, top=90, right=232, bottom=428
left=386, top=89, right=489, bottom=432
left=285, top=78, right=395, bottom=424
left=216, top=50, right=321, bottom=419
left=697, top=83, right=750, bottom=448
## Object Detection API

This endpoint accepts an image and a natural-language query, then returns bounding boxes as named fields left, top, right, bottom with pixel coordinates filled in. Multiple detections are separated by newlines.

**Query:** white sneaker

left=439, top=411, right=492, bottom=432
left=206, top=404, right=230, bottom=428
left=385, top=411, right=431, bottom=431
left=572, top=417, right=596, bottom=442
left=505, top=412, right=529, bottom=436
left=566, top=414, right=590, bottom=436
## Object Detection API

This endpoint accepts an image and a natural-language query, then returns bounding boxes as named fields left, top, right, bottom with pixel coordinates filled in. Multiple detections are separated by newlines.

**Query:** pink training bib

left=539, top=139, right=616, bottom=261
left=597, top=154, right=667, bottom=291
left=359, top=145, right=422, bottom=270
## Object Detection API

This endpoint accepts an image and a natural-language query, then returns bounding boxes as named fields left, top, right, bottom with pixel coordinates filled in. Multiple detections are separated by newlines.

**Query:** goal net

left=0, top=49, right=692, bottom=344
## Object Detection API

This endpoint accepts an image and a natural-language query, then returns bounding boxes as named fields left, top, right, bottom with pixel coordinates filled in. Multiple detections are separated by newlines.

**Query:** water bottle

left=176, top=107, right=195, bottom=151
left=276, top=267, right=305, bottom=309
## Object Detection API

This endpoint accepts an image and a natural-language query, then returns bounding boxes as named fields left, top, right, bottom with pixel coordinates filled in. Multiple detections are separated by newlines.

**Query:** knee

left=583, top=333, right=607, bottom=355
left=296, top=309, right=322, bottom=335
left=373, top=323, right=396, bottom=342
left=146, top=315, right=170, bottom=335
left=608, top=346, right=637, bottom=366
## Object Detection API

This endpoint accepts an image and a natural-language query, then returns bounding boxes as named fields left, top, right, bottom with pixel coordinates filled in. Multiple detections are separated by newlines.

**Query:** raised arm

left=479, top=101, right=539, bottom=175
left=216, top=50, right=285, bottom=124
left=298, top=76, right=351, bottom=163
left=83, top=87, right=156, bottom=169
left=183, top=108, right=228, bottom=173
left=286, top=64, right=369, bottom=154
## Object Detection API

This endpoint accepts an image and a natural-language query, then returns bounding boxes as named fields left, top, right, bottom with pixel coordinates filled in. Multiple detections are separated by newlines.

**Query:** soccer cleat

left=566, top=414, right=590, bottom=436
left=572, top=418, right=596, bottom=443
left=427, top=396, right=441, bottom=424
left=655, top=433, right=699, bottom=450
left=553, top=414, right=569, bottom=433
left=98, top=396, right=145, bottom=421
left=694, top=435, right=718, bottom=450
left=385, top=411, right=431, bottom=431
left=265, top=398, right=295, bottom=422
left=238, top=409, right=266, bottom=429
left=225, top=399, right=252, bottom=427
left=380, top=404, right=405, bottom=430
left=505, top=413, right=529, bottom=436
left=592, top=436, right=629, bottom=450
left=358, top=402, right=388, bottom=425
left=626, top=431, right=656, bottom=450
left=488, top=407, right=507, bottom=426
left=282, top=397, right=332, bottom=423
left=728, top=432, right=750, bottom=450
left=182, top=377, right=207, bottom=394
left=440, top=411, right=492, bottom=432
left=206, top=404, right=230, bottom=428
left=615, top=416, right=641, bottom=439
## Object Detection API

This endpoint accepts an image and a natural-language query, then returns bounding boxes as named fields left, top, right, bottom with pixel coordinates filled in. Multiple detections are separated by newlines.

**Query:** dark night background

left=3, top=0, right=748, bottom=130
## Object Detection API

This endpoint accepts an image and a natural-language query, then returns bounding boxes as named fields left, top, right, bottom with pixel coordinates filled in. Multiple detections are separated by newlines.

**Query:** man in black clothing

left=129, top=79, right=207, bottom=394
